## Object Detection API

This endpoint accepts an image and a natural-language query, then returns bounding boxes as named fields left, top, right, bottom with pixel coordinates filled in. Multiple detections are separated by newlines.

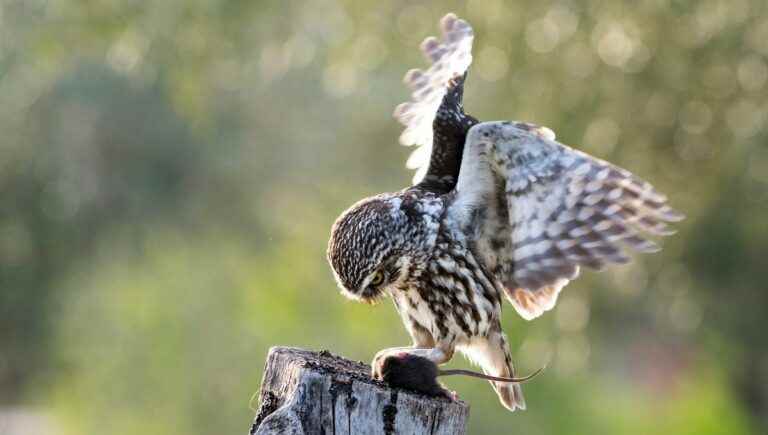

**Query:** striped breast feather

left=393, top=13, right=474, bottom=184
left=486, top=123, right=684, bottom=320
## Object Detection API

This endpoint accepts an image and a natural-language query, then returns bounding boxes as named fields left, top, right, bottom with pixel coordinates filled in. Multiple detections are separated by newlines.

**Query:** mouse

left=376, top=352, right=544, bottom=399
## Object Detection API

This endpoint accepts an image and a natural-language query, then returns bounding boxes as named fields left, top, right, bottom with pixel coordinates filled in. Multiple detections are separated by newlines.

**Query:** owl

left=327, top=13, right=682, bottom=411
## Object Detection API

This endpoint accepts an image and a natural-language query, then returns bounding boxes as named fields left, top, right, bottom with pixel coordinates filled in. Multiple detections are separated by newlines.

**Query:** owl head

left=327, top=194, right=413, bottom=303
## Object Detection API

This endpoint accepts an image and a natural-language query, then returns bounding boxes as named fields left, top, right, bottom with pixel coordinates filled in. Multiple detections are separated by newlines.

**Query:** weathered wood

left=249, top=347, right=469, bottom=435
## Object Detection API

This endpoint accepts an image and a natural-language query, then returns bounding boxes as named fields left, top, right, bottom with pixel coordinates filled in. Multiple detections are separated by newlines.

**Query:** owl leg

left=460, top=327, right=526, bottom=411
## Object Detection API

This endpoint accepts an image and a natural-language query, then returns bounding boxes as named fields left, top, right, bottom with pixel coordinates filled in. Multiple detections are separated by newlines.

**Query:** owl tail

left=492, top=361, right=527, bottom=412
left=460, top=330, right=526, bottom=411
left=501, top=381, right=526, bottom=411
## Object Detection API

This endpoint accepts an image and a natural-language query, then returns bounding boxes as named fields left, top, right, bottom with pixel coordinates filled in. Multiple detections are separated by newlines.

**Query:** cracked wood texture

left=249, top=347, right=469, bottom=435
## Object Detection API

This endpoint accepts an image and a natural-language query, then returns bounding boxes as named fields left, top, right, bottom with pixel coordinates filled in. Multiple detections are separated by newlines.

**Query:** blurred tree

left=0, top=0, right=765, bottom=434
left=1, top=63, right=207, bottom=400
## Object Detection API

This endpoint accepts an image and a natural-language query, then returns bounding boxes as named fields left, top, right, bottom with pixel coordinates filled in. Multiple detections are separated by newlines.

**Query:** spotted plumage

left=327, top=13, right=682, bottom=411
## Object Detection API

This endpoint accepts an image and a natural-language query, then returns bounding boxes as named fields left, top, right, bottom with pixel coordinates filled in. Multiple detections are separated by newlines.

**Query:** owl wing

left=394, top=13, right=475, bottom=185
left=452, top=121, right=684, bottom=320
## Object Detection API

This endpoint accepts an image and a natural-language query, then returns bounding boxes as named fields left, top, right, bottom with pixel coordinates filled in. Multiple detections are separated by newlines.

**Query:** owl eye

left=370, top=271, right=385, bottom=287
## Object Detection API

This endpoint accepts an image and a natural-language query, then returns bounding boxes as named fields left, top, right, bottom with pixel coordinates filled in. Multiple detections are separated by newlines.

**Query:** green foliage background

left=1, top=0, right=766, bottom=434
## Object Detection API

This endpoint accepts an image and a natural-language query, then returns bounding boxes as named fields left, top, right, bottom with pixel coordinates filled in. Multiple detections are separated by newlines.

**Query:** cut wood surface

left=249, top=346, right=470, bottom=435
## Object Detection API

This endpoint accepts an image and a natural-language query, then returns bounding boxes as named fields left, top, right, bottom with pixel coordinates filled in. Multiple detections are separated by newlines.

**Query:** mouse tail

left=459, top=329, right=526, bottom=412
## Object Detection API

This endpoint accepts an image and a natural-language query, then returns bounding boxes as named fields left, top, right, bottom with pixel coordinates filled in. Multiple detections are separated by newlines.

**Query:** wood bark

left=249, top=347, right=469, bottom=435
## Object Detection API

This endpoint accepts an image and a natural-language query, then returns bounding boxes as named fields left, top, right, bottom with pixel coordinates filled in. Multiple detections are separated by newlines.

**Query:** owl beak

left=337, top=284, right=383, bottom=304
left=359, top=286, right=385, bottom=304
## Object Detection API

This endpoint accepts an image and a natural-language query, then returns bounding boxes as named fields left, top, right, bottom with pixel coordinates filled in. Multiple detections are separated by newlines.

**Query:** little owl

left=327, top=13, right=682, bottom=411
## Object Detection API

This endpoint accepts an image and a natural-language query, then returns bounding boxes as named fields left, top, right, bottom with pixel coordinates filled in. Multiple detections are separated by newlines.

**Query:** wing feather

left=394, top=13, right=474, bottom=183
left=456, top=121, right=683, bottom=320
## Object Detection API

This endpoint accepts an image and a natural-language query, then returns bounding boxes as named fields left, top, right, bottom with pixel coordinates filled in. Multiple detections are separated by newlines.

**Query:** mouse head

left=379, top=352, right=438, bottom=382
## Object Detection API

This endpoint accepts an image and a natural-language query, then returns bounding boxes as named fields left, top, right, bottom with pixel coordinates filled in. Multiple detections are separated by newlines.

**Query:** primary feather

left=394, top=13, right=474, bottom=184
left=449, top=121, right=683, bottom=320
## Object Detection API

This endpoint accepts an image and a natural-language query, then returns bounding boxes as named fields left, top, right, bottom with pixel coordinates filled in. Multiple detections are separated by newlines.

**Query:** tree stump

left=249, top=347, right=469, bottom=435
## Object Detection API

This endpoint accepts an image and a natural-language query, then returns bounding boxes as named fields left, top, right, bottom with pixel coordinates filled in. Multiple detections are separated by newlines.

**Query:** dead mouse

left=377, top=352, right=544, bottom=399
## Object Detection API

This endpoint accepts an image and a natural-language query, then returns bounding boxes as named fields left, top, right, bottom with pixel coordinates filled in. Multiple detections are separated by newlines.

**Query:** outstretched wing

left=394, top=13, right=474, bottom=185
left=453, top=121, right=684, bottom=320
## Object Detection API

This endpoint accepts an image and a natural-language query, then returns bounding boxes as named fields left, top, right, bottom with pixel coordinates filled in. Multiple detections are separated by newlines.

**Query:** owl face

left=327, top=194, right=410, bottom=303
